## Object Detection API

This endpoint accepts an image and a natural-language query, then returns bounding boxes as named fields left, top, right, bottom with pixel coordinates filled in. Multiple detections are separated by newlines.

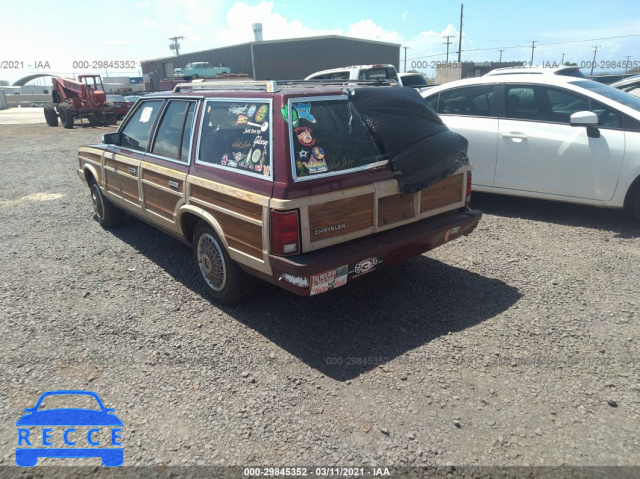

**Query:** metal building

left=141, top=35, right=400, bottom=91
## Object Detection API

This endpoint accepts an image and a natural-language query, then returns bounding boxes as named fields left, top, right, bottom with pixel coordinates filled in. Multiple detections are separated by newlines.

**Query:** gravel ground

left=0, top=123, right=639, bottom=476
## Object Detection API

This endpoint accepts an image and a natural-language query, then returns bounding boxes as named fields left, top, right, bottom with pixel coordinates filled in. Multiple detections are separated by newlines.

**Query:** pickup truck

left=305, top=64, right=400, bottom=83
left=173, top=62, right=231, bottom=80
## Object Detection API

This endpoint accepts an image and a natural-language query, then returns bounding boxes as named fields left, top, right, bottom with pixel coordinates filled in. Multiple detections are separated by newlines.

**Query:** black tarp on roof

left=349, top=86, right=468, bottom=194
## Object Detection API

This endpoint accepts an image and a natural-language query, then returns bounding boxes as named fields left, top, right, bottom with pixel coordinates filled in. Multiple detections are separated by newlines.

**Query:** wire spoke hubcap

left=91, top=185, right=104, bottom=219
left=197, top=233, right=227, bottom=291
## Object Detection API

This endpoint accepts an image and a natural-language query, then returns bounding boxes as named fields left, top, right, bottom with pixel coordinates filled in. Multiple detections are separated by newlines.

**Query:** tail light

left=465, top=171, right=472, bottom=204
left=271, top=209, right=300, bottom=256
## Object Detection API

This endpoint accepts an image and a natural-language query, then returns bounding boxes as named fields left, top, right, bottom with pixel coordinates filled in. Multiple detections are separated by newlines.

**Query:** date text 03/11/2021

left=243, top=467, right=391, bottom=476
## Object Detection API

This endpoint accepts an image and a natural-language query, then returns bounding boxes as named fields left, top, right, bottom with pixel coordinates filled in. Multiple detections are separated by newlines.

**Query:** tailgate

left=272, top=167, right=469, bottom=253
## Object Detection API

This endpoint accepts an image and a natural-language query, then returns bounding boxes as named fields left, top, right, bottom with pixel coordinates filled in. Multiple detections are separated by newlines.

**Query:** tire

left=102, top=102, right=117, bottom=125
left=88, top=113, right=96, bottom=127
left=61, top=107, right=74, bottom=129
left=90, top=180, right=124, bottom=229
left=191, top=74, right=199, bottom=79
left=632, top=187, right=640, bottom=223
left=44, top=106, right=58, bottom=126
left=193, top=222, right=254, bottom=305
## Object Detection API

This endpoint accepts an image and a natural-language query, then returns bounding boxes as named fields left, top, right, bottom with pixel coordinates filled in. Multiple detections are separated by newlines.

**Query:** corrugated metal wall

left=141, top=36, right=400, bottom=90
left=141, top=44, right=252, bottom=91
left=253, top=37, right=400, bottom=80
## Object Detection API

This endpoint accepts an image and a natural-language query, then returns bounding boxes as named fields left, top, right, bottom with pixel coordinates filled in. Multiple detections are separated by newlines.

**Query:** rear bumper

left=268, top=208, right=481, bottom=296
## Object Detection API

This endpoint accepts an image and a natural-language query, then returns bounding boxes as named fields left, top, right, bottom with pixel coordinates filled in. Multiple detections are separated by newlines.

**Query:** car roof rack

left=277, top=79, right=396, bottom=88
left=173, top=80, right=279, bottom=93
left=173, top=78, right=396, bottom=93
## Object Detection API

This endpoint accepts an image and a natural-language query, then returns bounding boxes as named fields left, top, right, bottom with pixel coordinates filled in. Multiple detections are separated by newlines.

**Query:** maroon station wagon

left=77, top=79, right=482, bottom=304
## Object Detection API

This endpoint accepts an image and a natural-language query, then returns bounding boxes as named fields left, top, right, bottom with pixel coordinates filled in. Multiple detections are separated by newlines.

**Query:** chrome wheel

left=197, top=233, right=227, bottom=291
left=91, top=183, right=105, bottom=220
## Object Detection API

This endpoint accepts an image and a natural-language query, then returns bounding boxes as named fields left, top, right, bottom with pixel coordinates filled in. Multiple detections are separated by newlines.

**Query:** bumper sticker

left=351, top=257, right=382, bottom=278
left=310, top=265, right=348, bottom=296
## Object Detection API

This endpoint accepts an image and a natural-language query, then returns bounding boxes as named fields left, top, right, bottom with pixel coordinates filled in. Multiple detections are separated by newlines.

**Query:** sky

left=1, top=0, right=639, bottom=85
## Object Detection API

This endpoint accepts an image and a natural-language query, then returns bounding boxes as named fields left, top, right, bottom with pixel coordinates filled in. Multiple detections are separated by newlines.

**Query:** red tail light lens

left=271, top=210, right=300, bottom=256
left=466, top=171, right=472, bottom=204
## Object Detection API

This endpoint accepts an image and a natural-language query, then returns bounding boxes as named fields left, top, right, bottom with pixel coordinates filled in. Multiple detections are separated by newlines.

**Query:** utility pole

left=457, top=4, right=463, bottom=63
left=560, top=53, right=565, bottom=65
left=443, top=35, right=454, bottom=63
left=529, top=41, right=537, bottom=67
left=403, top=46, right=410, bottom=72
left=625, top=55, right=631, bottom=73
left=498, top=50, right=504, bottom=62
left=590, top=45, right=600, bottom=76
left=169, top=36, right=184, bottom=56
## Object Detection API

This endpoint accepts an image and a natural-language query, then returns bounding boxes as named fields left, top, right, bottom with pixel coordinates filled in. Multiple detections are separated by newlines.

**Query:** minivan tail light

left=271, top=210, right=300, bottom=256
left=466, top=171, right=472, bottom=204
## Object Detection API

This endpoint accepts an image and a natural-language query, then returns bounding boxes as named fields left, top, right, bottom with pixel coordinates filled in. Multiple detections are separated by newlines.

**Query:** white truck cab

left=305, top=64, right=400, bottom=83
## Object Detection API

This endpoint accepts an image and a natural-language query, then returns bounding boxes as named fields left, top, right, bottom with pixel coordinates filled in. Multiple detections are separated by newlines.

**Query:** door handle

left=128, top=166, right=137, bottom=174
left=168, top=180, right=179, bottom=191
left=501, top=132, right=528, bottom=140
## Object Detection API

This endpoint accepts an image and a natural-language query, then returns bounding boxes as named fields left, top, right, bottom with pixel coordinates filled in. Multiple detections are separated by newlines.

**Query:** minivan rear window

left=286, top=97, right=386, bottom=180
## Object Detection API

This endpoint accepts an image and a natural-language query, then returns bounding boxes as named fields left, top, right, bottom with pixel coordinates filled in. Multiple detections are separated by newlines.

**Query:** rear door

left=141, top=99, right=198, bottom=232
left=426, top=84, right=499, bottom=188
left=495, top=84, right=625, bottom=200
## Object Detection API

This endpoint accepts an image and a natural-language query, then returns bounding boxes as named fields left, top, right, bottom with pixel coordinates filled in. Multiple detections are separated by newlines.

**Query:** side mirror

left=102, top=132, right=121, bottom=145
left=570, top=111, right=598, bottom=127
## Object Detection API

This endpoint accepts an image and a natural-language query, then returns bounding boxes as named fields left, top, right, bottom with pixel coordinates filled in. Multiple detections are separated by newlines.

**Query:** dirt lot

left=0, top=123, right=639, bottom=476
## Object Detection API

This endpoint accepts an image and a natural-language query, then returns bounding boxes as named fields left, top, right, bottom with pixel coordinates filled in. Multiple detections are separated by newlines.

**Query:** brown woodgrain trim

left=143, top=184, right=177, bottom=220
left=105, top=157, right=117, bottom=170
left=79, top=152, right=102, bottom=164
left=191, top=184, right=263, bottom=221
left=120, top=175, right=139, bottom=203
left=420, top=174, right=463, bottom=213
left=104, top=169, right=120, bottom=193
left=143, top=169, right=184, bottom=193
left=378, top=193, right=415, bottom=226
left=200, top=206, right=263, bottom=259
left=308, top=193, right=374, bottom=242
left=188, top=175, right=271, bottom=207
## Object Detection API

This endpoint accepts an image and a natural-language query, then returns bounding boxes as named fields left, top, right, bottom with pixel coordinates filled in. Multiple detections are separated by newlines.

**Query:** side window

left=623, top=114, right=640, bottom=132
left=505, top=86, right=538, bottom=120
left=198, top=100, right=272, bottom=178
left=506, top=86, right=591, bottom=124
left=120, top=100, right=163, bottom=151
left=180, top=104, right=196, bottom=160
left=547, top=88, right=589, bottom=123
left=151, top=101, right=196, bottom=161
left=590, top=100, right=621, bottom=129
left=438, top=85, right=495, bottom=117
left=424, top=95, right=439, bottom=112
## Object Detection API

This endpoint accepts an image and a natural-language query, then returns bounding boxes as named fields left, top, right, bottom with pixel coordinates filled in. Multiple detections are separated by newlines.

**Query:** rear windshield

left=359, top=68, right=399, bottom=81
left=400, top=74, right=428, bottom=87
left=286, top=97, right=386, bottom=180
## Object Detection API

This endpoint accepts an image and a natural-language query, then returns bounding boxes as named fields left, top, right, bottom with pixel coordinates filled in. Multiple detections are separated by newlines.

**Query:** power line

left=529, top=40, right=537, bottom=67
left=169, top=36, right=184, bottom=56
left=443, top=35, right=454, bottom=63
left=406, top=33, right=640, bottom=60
